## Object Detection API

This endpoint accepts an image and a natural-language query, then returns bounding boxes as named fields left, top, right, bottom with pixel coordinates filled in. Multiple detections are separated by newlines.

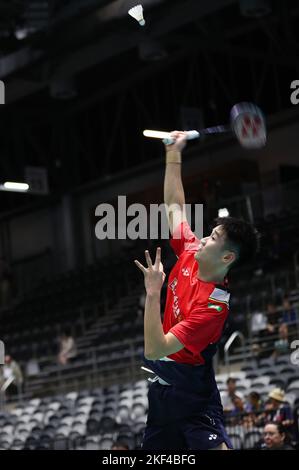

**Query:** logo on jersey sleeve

left=208, top=303, right=223, bottom=312
left=208, top=287, right=230, bottom=307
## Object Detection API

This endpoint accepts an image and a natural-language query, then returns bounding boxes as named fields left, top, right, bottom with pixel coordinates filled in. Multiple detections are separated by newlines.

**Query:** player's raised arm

left=164, top=131, right=188, bottom=235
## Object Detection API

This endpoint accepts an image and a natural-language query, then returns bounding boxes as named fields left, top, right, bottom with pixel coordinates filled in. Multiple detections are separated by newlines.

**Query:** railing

left=224, top=331, right=246, bottom=373
left=19, top=334, right=145, bottom=397
left=221, top=310, right=299, bottom=376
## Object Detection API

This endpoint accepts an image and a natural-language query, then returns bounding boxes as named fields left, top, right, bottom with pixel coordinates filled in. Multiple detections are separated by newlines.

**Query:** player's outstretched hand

left=134, top=247, right=165, bottom=296
left=164, top=130, right=188, bottom=152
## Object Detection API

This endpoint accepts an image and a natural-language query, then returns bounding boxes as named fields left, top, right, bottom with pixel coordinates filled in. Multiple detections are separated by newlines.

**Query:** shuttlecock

left=128, top=4, right=145, bottom=26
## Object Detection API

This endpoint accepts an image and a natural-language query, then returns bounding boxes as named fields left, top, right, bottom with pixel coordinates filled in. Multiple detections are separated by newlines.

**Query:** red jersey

left=163, top=222, right=230, bottom=365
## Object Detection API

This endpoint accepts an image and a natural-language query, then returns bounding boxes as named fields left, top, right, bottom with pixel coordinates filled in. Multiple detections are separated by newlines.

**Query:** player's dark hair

left=214, top=216, right=259, bottom=270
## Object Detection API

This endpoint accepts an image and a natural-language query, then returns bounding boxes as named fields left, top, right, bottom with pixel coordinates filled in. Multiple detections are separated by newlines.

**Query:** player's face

left=194, top=225, right=230, bottom=266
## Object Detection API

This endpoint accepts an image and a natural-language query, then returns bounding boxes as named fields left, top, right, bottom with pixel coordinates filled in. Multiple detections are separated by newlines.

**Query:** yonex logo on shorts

left=209, top=434, right=217, bottom=440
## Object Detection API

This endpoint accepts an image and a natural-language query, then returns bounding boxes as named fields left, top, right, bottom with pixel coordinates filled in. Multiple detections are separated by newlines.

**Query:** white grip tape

left=163, top=130, right=200, bottom=145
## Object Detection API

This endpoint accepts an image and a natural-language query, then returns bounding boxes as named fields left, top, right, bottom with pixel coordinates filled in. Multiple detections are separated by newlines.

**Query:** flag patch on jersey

left=208, top=303, right=223, bottom=312
left=208, top=287, right=230, bottom=306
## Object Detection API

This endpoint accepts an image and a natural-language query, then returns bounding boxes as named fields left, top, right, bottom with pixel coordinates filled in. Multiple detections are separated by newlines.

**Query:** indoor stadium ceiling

left=1, top=0, right=298, bottom=104
left=0, top=0, right=299, bottom=210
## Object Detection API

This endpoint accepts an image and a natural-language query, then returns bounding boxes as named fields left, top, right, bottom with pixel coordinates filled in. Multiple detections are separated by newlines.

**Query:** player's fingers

left=134, top=260, right=146, bottom=274
left=169, top=131, right=180, bottom=140
left=177, top=131, right=188, bottom=140
left=145, top=250, right=153, bottom=268
left=155, top=247, right=161, bottom=267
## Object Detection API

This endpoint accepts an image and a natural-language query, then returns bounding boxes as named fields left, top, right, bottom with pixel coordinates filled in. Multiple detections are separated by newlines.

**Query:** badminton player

left=135, top=131, right=258, bottom=450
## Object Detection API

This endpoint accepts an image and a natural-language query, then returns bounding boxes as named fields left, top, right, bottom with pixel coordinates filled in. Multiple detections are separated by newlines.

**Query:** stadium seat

left=53, top=437, right=69, bottom=450
left=280, top=366, right=297, bottom=374
left=269, top=377, right=287, bottom=389
left=245, top=372, right=258, bottom=380
left=99, top=414, right=116, bottom=433
left=251, top=376, right=271, bottom=387
left=131, top=402, right=147, bottom=418
left=284, top=393, right=297, bottom=407
left=287, top=381, right=299, bottom=392
left=98, top=433, right=114, bottom=450
left=259, top=358, right=274, bottom=368
left=243, top=431, right=262, bottom=449
left=65, top=392, right=77, bottom=402
left=236, top=379, right=252, bottom=390
left=116, top=432, right=135, bottom=449
left=228, top=433, right=243, bottom=450
left=77, top=397, right=94, bottom=407
left=288, top=375, right=299, bottom=386
left=29, top=398, right=41, bottom=407
left=116, top=406, right=131, bottom=423
left=275, top=357, right=291, bottom=366
left=230, top=372, right=247, bottom=381
left=48, top=402, right=61, bottom=412
left=85, top=436, right=100, bottom=450
left=134, top=418, right=147, bottom=433
left=57, top=419, right=72, bottom=430
left=0, top=440, right=12, bottom=450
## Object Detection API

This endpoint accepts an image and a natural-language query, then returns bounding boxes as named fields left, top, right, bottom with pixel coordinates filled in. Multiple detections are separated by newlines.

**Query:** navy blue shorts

left=142, top=413, right=233, bottom=450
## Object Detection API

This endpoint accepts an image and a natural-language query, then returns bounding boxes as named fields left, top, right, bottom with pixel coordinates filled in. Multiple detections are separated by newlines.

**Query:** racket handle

left=163, top=130, right=200, bottom=145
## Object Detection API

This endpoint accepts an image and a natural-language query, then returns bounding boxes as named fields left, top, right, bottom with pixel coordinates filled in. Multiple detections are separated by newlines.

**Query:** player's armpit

left=146, top=332, right=184, bottom=360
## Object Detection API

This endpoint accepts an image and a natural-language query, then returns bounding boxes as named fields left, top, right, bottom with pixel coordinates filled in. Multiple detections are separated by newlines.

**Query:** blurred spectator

left=57, top=329, right=77, bottom=365
left=260, top=422, right=294, bottom=450
left=111, top=441, right=129, bottom=450
left=252, top=303, right=281, bottom=361
left=251, top=339, right=272, bottom=362
left=272, top=323, right=289, bottom=359
left=244, top=391, right=263, bottom=428
left=227, top=395, right=246, bottom=425
left=0, top=355, right=23, bottom=397
left=245, top=391, right=263, bottom=413
left=25, top=358, right=40, bottom=377
left=232, top=395, right=245, bottom=413
left=251, top=310, right=268, bottom=336
left=222, top=377, right=244, bottom=412
left=257, top=389, right=294, bottom=431
left=280, top=297, right=297, bottom=325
